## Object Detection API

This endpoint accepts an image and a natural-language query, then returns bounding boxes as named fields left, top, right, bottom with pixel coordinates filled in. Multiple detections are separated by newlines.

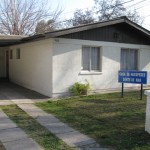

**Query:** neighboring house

left=0, top=16, right=150, bottom=97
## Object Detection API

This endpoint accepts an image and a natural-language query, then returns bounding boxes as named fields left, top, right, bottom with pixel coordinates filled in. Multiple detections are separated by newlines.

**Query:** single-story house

left=0, top=16, right=150, bottom=97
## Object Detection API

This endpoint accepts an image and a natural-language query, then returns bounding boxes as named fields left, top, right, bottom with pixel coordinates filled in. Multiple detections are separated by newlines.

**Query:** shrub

left=70, top=81, right=90, bottom=96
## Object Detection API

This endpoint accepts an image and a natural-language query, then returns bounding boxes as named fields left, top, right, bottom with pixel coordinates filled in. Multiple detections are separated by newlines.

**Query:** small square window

left=9, top=50, right=13, bottom=59
left=16, top=48, right=20, bottom=59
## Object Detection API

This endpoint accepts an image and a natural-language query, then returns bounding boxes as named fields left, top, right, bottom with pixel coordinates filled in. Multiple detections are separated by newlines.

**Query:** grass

left=0, top=142, right=5, bottom=150
left=0, top=105, right=73, bottom=150
left=36, top=91, right=150, bottom=150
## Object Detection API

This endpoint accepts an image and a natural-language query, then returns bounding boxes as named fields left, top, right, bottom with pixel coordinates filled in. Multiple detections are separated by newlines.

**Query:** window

left=10, top=50, right=13, bottom=59
left=82, top=46, right=101, bottom=72
left=120, top=48, right=138, bottom=70
left=16, top=48, right=20, bottom=59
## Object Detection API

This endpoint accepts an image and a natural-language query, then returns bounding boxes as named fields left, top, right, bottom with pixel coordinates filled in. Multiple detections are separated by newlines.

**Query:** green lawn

left=0, top=105, right=73, bottom=150
left=36, top=91, right=150, bottom=150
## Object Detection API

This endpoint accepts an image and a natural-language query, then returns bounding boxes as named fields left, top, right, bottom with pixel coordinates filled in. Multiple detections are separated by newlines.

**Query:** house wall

left=0, top=47, right=8, bottom=78
left=9, top=39, right=53, bottom=97
left=52, top=38, right=150, bottom=97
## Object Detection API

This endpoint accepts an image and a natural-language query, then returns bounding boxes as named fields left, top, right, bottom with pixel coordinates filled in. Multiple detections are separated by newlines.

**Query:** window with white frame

left=16, top=48, right=20, bottom=59
left=82, top=46, right=101, bottom=71
left=120, top=48, right=138, bottom=70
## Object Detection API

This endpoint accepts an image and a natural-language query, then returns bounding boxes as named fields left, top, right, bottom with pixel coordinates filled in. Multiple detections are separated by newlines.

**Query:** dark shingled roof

left=0, top=16, right=150, bottom=46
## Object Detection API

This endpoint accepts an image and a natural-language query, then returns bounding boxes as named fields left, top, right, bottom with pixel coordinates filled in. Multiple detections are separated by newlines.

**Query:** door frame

left=5, top=50, right=9, bottom=79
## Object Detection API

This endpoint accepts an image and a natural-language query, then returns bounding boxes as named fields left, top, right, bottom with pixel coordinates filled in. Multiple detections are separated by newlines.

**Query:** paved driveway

left=0, top=79, right=49, bottom=105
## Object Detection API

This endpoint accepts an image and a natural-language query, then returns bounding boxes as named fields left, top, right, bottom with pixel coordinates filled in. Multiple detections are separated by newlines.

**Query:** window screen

left=121, top=48, right=138, bottom=70
left=82, top=46, right=101, bottom=71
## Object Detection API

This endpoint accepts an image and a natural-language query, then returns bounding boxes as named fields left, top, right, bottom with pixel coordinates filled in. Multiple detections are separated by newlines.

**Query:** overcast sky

left=52, top=0, right=150, bottom=30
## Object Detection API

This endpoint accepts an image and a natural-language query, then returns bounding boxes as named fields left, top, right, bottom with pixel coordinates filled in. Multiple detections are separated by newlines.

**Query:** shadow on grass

left=105, top=127, right=150, bottom=150
left=58, top=111, right=149, bottom=150
left=36, top=91, right=149, bottom=150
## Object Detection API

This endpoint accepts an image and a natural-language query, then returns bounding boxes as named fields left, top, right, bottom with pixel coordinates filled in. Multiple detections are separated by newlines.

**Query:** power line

left=46, top=0, right=150, bottom=28
left=144, top=14, right=150, bottom=18
left=60, top=0, right=135, bottom=16
left=42, top=0, right=150, bottom=31
left=53, top=0, right=135, bottom=25
left=116, top=0, right=135, bottom=5
left=134, top=1, right=150, bottom=10
left=127, top=0, right=148, bottom=8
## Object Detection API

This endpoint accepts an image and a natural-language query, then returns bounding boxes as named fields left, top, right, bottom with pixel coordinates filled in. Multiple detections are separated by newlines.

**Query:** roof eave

left=124, top=19, right=150, bottom=37
left=5, top=16, right=150, bottom=45
left=45, top=18, right=125, bottom=38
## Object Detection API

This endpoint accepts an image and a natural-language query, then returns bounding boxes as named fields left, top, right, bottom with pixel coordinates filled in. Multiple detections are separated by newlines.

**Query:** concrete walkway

left=16, top=103, right=111, bottom=150
left=0, top=79, right=49, bottom=106
left=0, top=109, right=43, bottom=150
left=0, top=80, right=111, bottom=150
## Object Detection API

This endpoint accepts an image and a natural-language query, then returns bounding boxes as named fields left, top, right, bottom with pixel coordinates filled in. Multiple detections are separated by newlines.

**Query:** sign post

left=141, top=84, right=143, bottom=100
left=121, top=83, right=124, bottom=98
left=118, top=70, right=147, bottom=99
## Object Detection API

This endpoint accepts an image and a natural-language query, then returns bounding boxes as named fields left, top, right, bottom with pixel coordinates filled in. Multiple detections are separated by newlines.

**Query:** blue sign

left=118, top=70, right=147, bottom=84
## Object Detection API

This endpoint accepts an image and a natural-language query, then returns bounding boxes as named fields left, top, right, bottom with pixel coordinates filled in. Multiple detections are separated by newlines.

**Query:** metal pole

left=140, top=84, right=143, bottom=100
left=121, top=83, right=124, bottom=98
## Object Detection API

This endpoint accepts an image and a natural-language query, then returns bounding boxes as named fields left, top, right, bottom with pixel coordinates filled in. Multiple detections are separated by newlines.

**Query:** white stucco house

left=0, top=16, right=150, bottom=97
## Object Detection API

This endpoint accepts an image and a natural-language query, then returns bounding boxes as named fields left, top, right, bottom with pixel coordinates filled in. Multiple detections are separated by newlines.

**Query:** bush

left=70, top=81, right=90, bottom=96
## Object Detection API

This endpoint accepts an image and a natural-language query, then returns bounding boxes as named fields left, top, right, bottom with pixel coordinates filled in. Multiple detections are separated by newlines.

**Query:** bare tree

left=35, top=19, right=55, bottom=34
left=126, top=9, right=144, bottom=25
left=66, top=0, right=143, bottom=28
left=0, top=0, right=62, bottom=35
left=94, top=0, right=144, bottom=24
left=68, top=9, right=95, bottom=27
left=94, top=0, right=126, bottom=21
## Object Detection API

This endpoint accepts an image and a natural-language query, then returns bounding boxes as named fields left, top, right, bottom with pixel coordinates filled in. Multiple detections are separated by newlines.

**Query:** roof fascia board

left=6, top=17, right=150, bottom=45
left=124, top=19, right=150, bottom=36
